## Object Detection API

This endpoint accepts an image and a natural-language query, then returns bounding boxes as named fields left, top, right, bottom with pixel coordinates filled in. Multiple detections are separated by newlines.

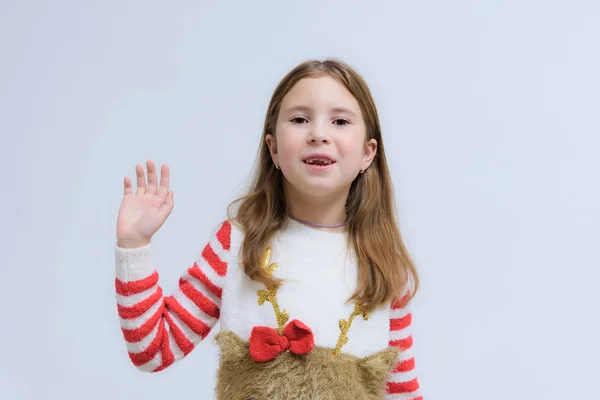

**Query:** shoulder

left=191, top=219, right=243, bottom=291
left=206, top=218, right=244, bottom=263
left=212, top=219, right=233, bottom=251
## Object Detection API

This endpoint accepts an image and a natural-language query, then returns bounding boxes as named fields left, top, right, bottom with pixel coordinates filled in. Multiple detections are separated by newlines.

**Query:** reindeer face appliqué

left=214, top=248, right=398, bottom=399
left=215, top=331, right=398, bottom=400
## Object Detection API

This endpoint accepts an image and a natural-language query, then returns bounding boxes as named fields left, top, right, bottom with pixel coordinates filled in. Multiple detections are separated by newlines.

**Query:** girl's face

left=266, top=75, right=377, bottom=199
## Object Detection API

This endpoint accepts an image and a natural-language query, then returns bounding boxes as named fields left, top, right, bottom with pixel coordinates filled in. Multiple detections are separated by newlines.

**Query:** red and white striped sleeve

left=385, top=290, right=423, bottom=400
left=113, top=220, right=231, bottom=373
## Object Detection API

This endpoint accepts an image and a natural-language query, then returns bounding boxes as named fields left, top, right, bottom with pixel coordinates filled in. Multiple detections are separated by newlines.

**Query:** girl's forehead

left=280, top=76, right=360, bottom=112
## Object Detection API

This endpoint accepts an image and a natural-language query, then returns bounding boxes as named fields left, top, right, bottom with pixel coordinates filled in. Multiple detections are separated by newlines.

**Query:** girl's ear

left=362, top=138, right=377, bottom=170
left=265, top=133, right=279, bottom=168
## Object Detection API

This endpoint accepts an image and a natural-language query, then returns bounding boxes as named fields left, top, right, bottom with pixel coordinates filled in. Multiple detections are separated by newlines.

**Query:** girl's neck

left=284, top=186, right=349, bottom=233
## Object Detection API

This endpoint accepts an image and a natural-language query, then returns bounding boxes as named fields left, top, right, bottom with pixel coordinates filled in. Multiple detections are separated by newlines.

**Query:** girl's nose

left=307, top=122, right=331, bottom=144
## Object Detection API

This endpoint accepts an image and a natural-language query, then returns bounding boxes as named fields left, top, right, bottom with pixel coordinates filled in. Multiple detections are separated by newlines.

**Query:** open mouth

left=303, top=159, right=335, bottom=166
left=302, top=155, right=336, bottom=168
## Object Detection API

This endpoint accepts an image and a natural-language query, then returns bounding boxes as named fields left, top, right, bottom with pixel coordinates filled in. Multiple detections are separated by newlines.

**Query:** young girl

left=114, top=59, right=423, bottom=400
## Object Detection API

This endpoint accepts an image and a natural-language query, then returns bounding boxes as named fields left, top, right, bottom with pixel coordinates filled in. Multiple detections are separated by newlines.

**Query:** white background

left=1, top=1, right=599, bottom=399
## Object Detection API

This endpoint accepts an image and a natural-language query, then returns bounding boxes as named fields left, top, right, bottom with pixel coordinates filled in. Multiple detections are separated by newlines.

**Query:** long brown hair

left=227, top=59, right=419, bottom=311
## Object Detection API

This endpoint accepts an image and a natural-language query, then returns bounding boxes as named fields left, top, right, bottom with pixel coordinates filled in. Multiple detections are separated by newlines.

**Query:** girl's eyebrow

left=282, top=105, right=358, bottom=117
left=330, top=107, right=357, bottom=117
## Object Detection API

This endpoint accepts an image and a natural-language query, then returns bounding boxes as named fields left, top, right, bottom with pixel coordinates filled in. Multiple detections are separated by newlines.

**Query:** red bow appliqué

left=248, top=319, right=315, bottom=362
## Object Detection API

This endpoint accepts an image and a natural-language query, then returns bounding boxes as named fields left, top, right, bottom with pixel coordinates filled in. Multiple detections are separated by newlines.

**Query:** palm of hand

left=116, top=160, right=174, bottom=247
left=118, top=192, right=168, bottom=242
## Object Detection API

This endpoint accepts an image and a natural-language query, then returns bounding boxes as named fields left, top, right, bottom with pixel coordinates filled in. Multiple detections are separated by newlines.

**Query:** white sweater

left=114, top=218, right=423, bottom=399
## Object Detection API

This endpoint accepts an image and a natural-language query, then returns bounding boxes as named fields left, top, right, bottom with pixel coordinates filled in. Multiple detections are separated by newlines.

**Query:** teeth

left=307, top=159, right=332, bottom=165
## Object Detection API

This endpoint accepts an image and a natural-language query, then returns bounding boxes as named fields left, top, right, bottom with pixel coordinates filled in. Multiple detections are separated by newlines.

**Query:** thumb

left=158, top=191, right=174, bottom=218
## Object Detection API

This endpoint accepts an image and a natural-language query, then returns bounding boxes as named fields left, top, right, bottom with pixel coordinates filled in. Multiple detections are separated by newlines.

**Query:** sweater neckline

left=281, top=217, right=349, bottom=240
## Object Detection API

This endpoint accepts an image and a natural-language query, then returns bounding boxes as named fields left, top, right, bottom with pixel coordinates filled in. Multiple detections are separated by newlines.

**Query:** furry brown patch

left=214, top=331, right=398, bottom=400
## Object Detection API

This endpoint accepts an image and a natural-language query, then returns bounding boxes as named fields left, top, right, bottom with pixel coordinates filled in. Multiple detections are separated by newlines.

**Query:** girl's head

left=229, top=59, right=419, bottom=310
left=264, top=64, right=377, bottom=202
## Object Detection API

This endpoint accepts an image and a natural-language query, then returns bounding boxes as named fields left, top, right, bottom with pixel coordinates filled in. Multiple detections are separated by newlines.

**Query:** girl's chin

left=285, top=180, right=350, bottom=199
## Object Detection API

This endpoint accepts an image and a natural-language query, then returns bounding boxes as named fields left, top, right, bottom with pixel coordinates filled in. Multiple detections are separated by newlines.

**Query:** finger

left=157, top=164, right=170, bottom=198
left=135, top=164, right=146, bottom=196
left=124, top=176, right=133, bottom=196
left=146, top=160, right=158, bottom=194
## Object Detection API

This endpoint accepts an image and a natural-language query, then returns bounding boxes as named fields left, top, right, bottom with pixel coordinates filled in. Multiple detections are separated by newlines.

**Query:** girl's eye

left=290, top=116, right=308, bottom=124
left=334, top=119, right=350, bottom=126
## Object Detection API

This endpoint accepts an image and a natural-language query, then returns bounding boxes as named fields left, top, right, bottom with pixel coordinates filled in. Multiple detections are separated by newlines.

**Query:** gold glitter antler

left=256, top=248, right=289, bottom=334
left=333, top=302, right=370, bottom=356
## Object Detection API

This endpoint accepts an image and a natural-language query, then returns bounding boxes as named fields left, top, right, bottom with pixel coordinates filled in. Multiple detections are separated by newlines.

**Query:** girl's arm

left=113, top=220, right=231, bottom=372
left=385, top=290, right=423, bottom=400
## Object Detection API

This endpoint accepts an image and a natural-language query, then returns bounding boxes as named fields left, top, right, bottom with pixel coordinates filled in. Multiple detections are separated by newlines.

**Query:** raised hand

left=116, top=160, right=174, bottom=248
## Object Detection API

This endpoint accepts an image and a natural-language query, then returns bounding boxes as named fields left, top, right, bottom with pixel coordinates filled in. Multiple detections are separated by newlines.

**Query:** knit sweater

left=114, top=219, right=423, bottom=399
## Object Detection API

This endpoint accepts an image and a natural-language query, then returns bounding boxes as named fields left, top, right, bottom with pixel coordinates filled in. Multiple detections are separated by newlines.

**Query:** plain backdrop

left=1, top=1, right=599, bottom=399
